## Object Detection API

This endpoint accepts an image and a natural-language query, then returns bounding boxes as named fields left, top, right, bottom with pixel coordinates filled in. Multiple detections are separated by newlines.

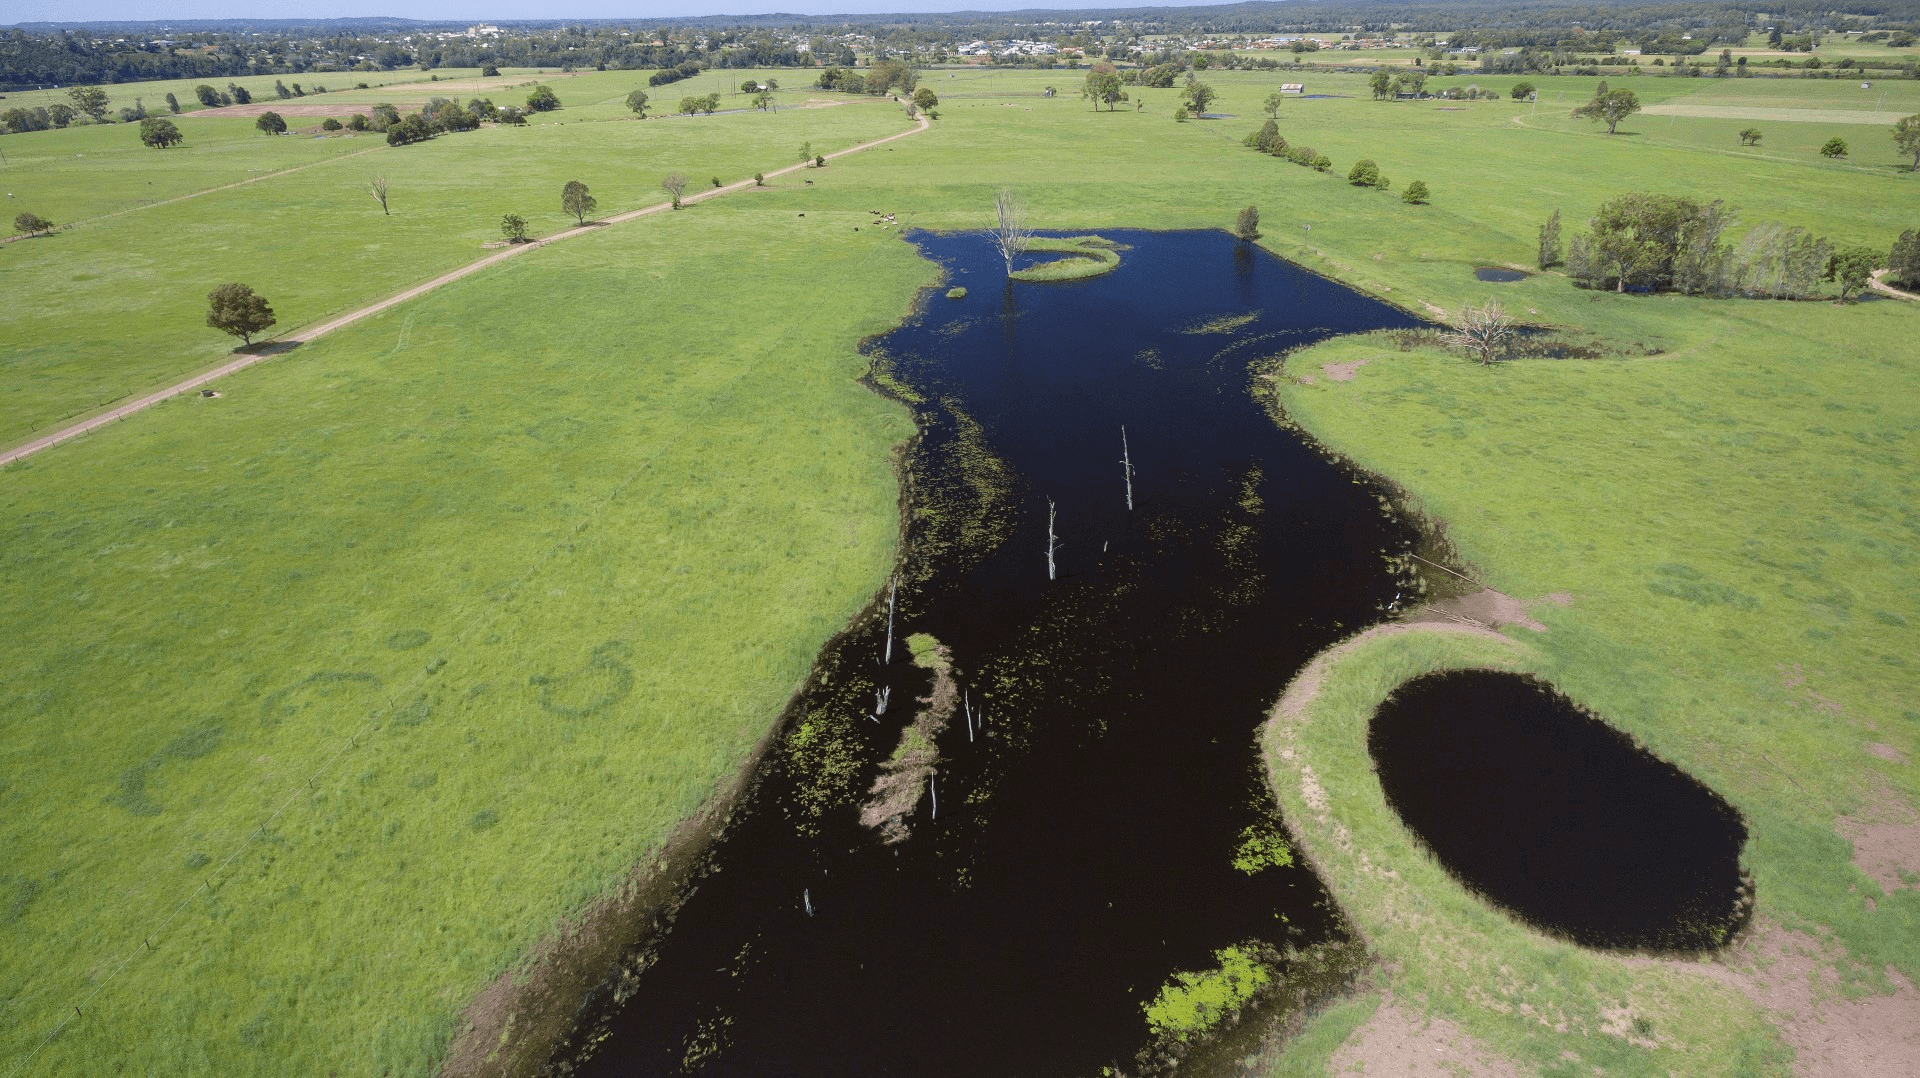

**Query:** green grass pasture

left=0, top=198, right=927, bottom=1075
left=0, top=88, right=912, bottom=441
left=0, top=63, right=1915, bottom=1076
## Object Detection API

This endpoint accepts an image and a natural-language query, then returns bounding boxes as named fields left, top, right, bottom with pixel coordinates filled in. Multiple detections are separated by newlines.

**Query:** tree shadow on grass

left=234, top=340, right=302, bottom=358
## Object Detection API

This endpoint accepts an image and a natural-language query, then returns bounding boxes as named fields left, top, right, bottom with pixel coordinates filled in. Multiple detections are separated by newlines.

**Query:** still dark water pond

left=559, top=231, right=1429, bottom=1076
left=1473, top=267, right=1530, bottom=283
left=1368, top=670, right=1751, bottom=952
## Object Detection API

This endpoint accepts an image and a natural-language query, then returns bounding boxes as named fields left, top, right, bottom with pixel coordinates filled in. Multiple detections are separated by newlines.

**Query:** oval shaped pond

left=1368, top=670, right=1750, bottom=951
left=1474, top=266, right=1530, bottom=283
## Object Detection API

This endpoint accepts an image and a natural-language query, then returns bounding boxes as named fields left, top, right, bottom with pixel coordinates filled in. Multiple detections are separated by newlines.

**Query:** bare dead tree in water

left=964, top=689, right=974, bottom=742
left=875, top=685, right=891, bottom=715
left=883, top=577, right=897, bottom=664
left=992, top=188, right=1033, bottom=276
left=1120, top=426, right=1134, bottom=510
left=929, top=771, right=938, bottom=820
left=1046, top=499, right=1060, bottom=580
left=1441, top=300, right=1517, bottom=366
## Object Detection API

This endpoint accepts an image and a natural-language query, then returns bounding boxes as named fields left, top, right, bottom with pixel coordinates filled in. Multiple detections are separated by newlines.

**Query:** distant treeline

left=6, top=0, right=1920, bottom=90
left=0, top=26, right=794, bottom=90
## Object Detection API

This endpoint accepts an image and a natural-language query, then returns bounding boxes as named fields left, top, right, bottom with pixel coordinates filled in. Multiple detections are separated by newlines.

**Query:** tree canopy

left=1572, top=87, right=1640, bottom=134
left=526, top=85, right=560, bottom=112
left=1824, top=246, right=1878, bottom=303
left=1181, top=81, right=1217, bottom=116
left=1893, top=115, right=1920, bottom=171
left=562, top=180, right=596, bottom=224
left=66, top=85, right=110, bottom=122
left=205, top=283, right=276, bottom=346
left=138, top=116, right=183, bottom=148
left=1347, top=158, right=1388, bottom=189
left=255, top=111, right=287, bottom=135
left=1083, top=67, right=1126, bottom=112
left=1234, top=205, right=1260, bottom=241
left=1889, top=229, right=1920, bottom=291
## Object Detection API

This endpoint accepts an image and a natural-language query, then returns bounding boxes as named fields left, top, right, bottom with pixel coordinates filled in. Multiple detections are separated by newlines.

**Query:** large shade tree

left=205, top=283, right=276, bottom=346
left=1573, top=87, right=1641, bottom=134
left=562, top=180, right=597, bottom=225
left=138, top=117, right=183, bottom=148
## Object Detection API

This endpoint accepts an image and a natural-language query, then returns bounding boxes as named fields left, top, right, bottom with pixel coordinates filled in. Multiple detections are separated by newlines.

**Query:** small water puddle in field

left=558, top=230, right=1436, bottom=1075
left=1474, top=266, right=1530, bottom=283
left=1368, top=670, right=1751, bottom=951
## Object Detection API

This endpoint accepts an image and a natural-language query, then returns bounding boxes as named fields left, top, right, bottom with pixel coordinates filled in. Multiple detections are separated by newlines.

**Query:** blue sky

left=7, top=0, right=1220, bottom=24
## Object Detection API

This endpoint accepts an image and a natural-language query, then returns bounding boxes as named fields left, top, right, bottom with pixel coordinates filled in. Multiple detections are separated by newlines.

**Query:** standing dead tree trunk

left=883, top=577, right=897, bottom=664
left=367, top=175, right=389, bottom=216
left=1046, top=499, right=1061, bottom=580
left=1120, top=426, right=1134, bottom=510
left=992, top=188, right=1033, bottom=276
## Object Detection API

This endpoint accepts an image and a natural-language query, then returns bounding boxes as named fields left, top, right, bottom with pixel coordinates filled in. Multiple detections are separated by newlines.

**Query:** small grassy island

left=1008, top=235, right=1124, bottom=282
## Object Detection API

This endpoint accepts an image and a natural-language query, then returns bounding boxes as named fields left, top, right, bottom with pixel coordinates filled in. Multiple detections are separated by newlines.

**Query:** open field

left=1, top=62, right=1916, bottom=1075
left=0, top=75, right=911, bottom=442
left=1639, top=103, right=1911, bottom=123
left=0, top=190, right=930, bottom=1076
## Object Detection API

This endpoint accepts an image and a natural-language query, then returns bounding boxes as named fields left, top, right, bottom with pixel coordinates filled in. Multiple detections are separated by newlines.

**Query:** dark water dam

left=1368, top=670, right=1751, bottom=952
left=1473, top=266, right=1530, bottom=283
left=557, top=230, right=1430, bottom=1076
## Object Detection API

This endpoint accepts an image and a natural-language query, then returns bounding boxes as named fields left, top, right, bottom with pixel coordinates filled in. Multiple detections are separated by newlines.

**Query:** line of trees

left=1243, top=119, right=1331, bottom=172
left=360, top=92, right=533, bottom=146
left=1549, top=193, right=1892, bottom=302
left=815, top=58, right=918, bottom=96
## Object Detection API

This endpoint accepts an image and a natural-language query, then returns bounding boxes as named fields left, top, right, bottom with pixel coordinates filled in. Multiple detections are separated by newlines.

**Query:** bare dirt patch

left=1405, top=587, right=1555, bottom=633
left=1330, top=995, right=1526, bottom=1077
left=1634, top=919, right=1920, bottom=1078
left=1866, top=743, right=1907, bottom=765
left=1837, top=781, right=1920, bottom=895
left=1321, top=359, right=1370, bottom=382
